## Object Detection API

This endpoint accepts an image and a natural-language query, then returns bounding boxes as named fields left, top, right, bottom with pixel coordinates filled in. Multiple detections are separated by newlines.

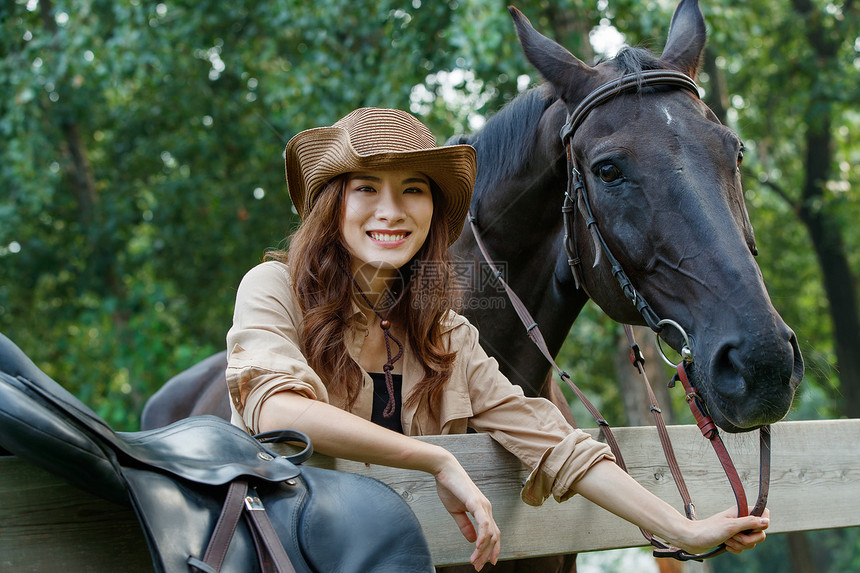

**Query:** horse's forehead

left=575, top=91, right=721, bottom=149
left=604, top=90, right=703, bottom=124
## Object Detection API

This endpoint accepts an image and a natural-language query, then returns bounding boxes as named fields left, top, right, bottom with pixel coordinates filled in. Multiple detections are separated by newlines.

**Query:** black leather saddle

left=0, top=333, right=434, bottom=573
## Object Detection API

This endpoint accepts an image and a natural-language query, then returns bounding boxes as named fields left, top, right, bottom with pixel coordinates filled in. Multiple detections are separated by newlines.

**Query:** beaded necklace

left=348, top=273, right=404, bottom=419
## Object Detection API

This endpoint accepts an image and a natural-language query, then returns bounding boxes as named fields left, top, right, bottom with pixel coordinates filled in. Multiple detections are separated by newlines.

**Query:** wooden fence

left=1, top=419, right=858, bottom=571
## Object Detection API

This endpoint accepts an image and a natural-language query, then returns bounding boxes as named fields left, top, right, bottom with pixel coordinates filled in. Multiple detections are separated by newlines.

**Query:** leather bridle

left=468, top=70, right=770, bottom=561
left=561, top=70, right=702, bottom=332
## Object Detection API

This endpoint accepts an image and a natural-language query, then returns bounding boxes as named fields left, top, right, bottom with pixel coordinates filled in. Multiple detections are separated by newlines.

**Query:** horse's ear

left=509, top=5, right=597, bottom=106
left=659, top=0, right=706, bottom=78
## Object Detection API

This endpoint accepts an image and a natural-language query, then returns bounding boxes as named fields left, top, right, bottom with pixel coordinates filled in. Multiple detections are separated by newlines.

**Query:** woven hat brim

left=285, top=126, right=476, bottom=246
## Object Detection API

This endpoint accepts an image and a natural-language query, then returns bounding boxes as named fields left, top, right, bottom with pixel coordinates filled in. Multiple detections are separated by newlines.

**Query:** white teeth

left=370, top=232, right=406, bottom=242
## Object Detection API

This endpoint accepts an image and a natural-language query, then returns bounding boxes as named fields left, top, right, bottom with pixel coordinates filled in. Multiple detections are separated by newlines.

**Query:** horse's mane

left=608, top=46, right=663, bottom=74
left=444, top=46, right=663, bottom=203
left=445, top=85, right=554, bottom=202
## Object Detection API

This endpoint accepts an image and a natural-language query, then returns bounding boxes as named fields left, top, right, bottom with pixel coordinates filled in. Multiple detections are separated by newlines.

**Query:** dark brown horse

left=447, top=0, right=803, bottom=436
left=142, top=1, right=803, bottom=570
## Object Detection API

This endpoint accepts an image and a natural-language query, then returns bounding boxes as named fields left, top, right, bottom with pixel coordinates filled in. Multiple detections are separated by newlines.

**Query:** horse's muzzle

left=702, top=326, right=803, bottom=432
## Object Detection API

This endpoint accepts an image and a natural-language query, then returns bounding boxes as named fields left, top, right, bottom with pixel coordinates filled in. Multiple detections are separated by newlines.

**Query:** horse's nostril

left=727, top=348, right=747, bottom=380
left=788, top=330, right=805, bottom=391
left=706, top=329, right=800, bottom=430
left=713, top=345, right=748, bottom=399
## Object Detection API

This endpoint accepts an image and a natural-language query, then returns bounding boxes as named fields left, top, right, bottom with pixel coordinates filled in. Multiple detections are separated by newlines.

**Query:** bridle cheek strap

left=562, top=70, right=701, bottom=334
left=563, top=153, right=664, bottom=332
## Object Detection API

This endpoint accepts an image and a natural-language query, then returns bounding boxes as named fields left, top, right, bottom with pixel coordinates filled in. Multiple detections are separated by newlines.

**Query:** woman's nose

left=375, top=188, right=405, bottom=221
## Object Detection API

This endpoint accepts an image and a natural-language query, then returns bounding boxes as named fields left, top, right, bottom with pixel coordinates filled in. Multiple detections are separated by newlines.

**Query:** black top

left=369, top=372, right=404, bottom=434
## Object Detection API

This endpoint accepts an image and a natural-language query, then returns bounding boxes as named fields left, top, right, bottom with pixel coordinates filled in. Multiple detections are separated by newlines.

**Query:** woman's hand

left=574, top=459, right=770, bottom=557
left=673, top=506, right=770, bottom=555
left=432, top=456, right=501, bottom=571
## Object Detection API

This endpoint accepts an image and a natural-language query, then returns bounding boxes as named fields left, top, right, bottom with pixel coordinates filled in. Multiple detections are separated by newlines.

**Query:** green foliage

left=710, top=0, right=859, bottom=415
left=711, top=529, right=860, bottom=573
left=1, top=0, right=466, bottom=428
left=2, top=1, right=858, bottom=570
left=1, top=0, right=857, bottom=441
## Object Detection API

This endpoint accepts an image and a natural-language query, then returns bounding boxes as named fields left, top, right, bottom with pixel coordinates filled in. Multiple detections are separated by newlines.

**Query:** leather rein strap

left=623, top=326, right=771, bottom=561
left=467, top=70, right=771, bottom=562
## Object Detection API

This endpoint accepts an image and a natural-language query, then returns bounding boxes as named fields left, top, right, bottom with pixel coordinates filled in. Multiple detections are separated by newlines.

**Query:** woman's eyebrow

left=350, top=174, right=429, bottom=185
left=350, top=173, right=381, bottom=182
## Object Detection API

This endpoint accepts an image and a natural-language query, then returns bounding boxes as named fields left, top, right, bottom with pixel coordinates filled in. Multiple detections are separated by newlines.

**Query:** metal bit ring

left=656, top=318, right=693, bottom=367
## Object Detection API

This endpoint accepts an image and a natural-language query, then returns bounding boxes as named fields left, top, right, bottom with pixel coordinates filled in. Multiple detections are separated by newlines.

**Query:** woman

left=226, top=107, right=769, bottom=571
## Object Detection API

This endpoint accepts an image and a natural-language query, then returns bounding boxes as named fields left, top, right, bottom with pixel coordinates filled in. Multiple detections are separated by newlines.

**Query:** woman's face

left=342, top=170, right=434, bottom=277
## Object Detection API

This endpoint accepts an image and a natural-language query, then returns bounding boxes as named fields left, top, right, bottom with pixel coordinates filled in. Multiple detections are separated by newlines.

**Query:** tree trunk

left=789, top=0, right=860, bottom=418
left=39, top=0, right=100, bottom=228
left=59, top=121, right=99, bottom=226
left=656, top=558, right=684, bottom=573
left=701, top=48, right=729, bottom=125
left=787, top=532, right=817, bottom=573
left=39, top=0, right=124, bottom=300
left=543, top=2, right=595, bottom=64
left=796, top=127, right=860, bottom=418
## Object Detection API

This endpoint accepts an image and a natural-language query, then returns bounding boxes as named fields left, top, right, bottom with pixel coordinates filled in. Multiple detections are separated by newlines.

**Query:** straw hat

left=284, top=108, right=476, bottom=246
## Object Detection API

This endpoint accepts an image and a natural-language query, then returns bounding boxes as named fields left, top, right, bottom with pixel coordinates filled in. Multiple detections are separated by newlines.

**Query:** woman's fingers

left=451, top=510, right=478, bottom=542
left=451, top=495, right=500, bottom=570
left=724, top=529, right=767, bottom=553
left=722, top=516, right=769, bottom=553
left=679, top=507, right=770, bottom=555
left=469, top=509, right=500, bottom=571
left=434, top=471, right=500, bottom=571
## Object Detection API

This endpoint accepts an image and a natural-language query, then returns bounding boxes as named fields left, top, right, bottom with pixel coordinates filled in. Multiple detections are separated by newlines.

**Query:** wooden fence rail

left=1, top=419, right=858, bottom=571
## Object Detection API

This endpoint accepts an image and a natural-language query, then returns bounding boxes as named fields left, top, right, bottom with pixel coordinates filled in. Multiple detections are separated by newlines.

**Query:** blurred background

left=2, top=1, right=858, bottom=571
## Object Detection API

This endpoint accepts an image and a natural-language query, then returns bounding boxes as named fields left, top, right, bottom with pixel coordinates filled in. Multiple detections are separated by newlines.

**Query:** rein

left=467, top=70, right=770, bottom=561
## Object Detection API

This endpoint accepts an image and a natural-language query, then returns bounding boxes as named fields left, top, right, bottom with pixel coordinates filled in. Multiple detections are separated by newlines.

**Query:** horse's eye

left=598, top=164, right=622, bottom=183
left=737, top=150, right=744, bottom=169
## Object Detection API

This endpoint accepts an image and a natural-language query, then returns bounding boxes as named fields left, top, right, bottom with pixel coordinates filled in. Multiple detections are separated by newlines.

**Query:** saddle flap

left=0, top=371, right=130, bottom=505
left=122, top=467, right=303, bottom=573
left=118, top=417, right=301, bottom=485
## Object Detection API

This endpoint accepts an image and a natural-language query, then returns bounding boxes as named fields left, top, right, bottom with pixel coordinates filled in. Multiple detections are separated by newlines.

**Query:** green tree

left=1, top=0, right=464, bottom=427
left=2, top=0, right=859, bottom=570
left=3, top=0, right=857, bottom=455
left=738, top=0, right=860, bottom=419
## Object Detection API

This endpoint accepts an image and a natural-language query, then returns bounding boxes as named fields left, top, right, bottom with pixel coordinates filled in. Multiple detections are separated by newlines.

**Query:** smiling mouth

left=368, top=231, right=410, bottom=243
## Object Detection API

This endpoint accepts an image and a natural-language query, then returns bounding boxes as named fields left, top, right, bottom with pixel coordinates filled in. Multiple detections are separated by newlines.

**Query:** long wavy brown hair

left=265, top=174, right=457, bottom=411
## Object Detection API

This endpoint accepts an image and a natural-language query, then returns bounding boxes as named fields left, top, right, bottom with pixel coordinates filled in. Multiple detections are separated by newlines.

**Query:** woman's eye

left=356, top=185, right=376, bottom=193
left=598, top=164, right=622, bottom=183
left=404, top=187, right=425, bottom=194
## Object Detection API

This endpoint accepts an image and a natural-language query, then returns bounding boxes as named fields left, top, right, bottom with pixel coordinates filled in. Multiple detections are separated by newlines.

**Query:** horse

left=142, top=1, right=803, bottom=570
left=449, top=0, right=804, bottom=437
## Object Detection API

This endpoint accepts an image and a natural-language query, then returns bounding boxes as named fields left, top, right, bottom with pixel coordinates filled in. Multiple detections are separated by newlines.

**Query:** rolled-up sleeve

left=226, top=261, right=328, bottom=434
left=456, top=321, right=614, bottom=506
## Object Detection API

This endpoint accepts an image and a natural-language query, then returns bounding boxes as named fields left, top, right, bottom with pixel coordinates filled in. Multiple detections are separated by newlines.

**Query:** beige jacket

left=226, top=261, right=613, bottom=505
